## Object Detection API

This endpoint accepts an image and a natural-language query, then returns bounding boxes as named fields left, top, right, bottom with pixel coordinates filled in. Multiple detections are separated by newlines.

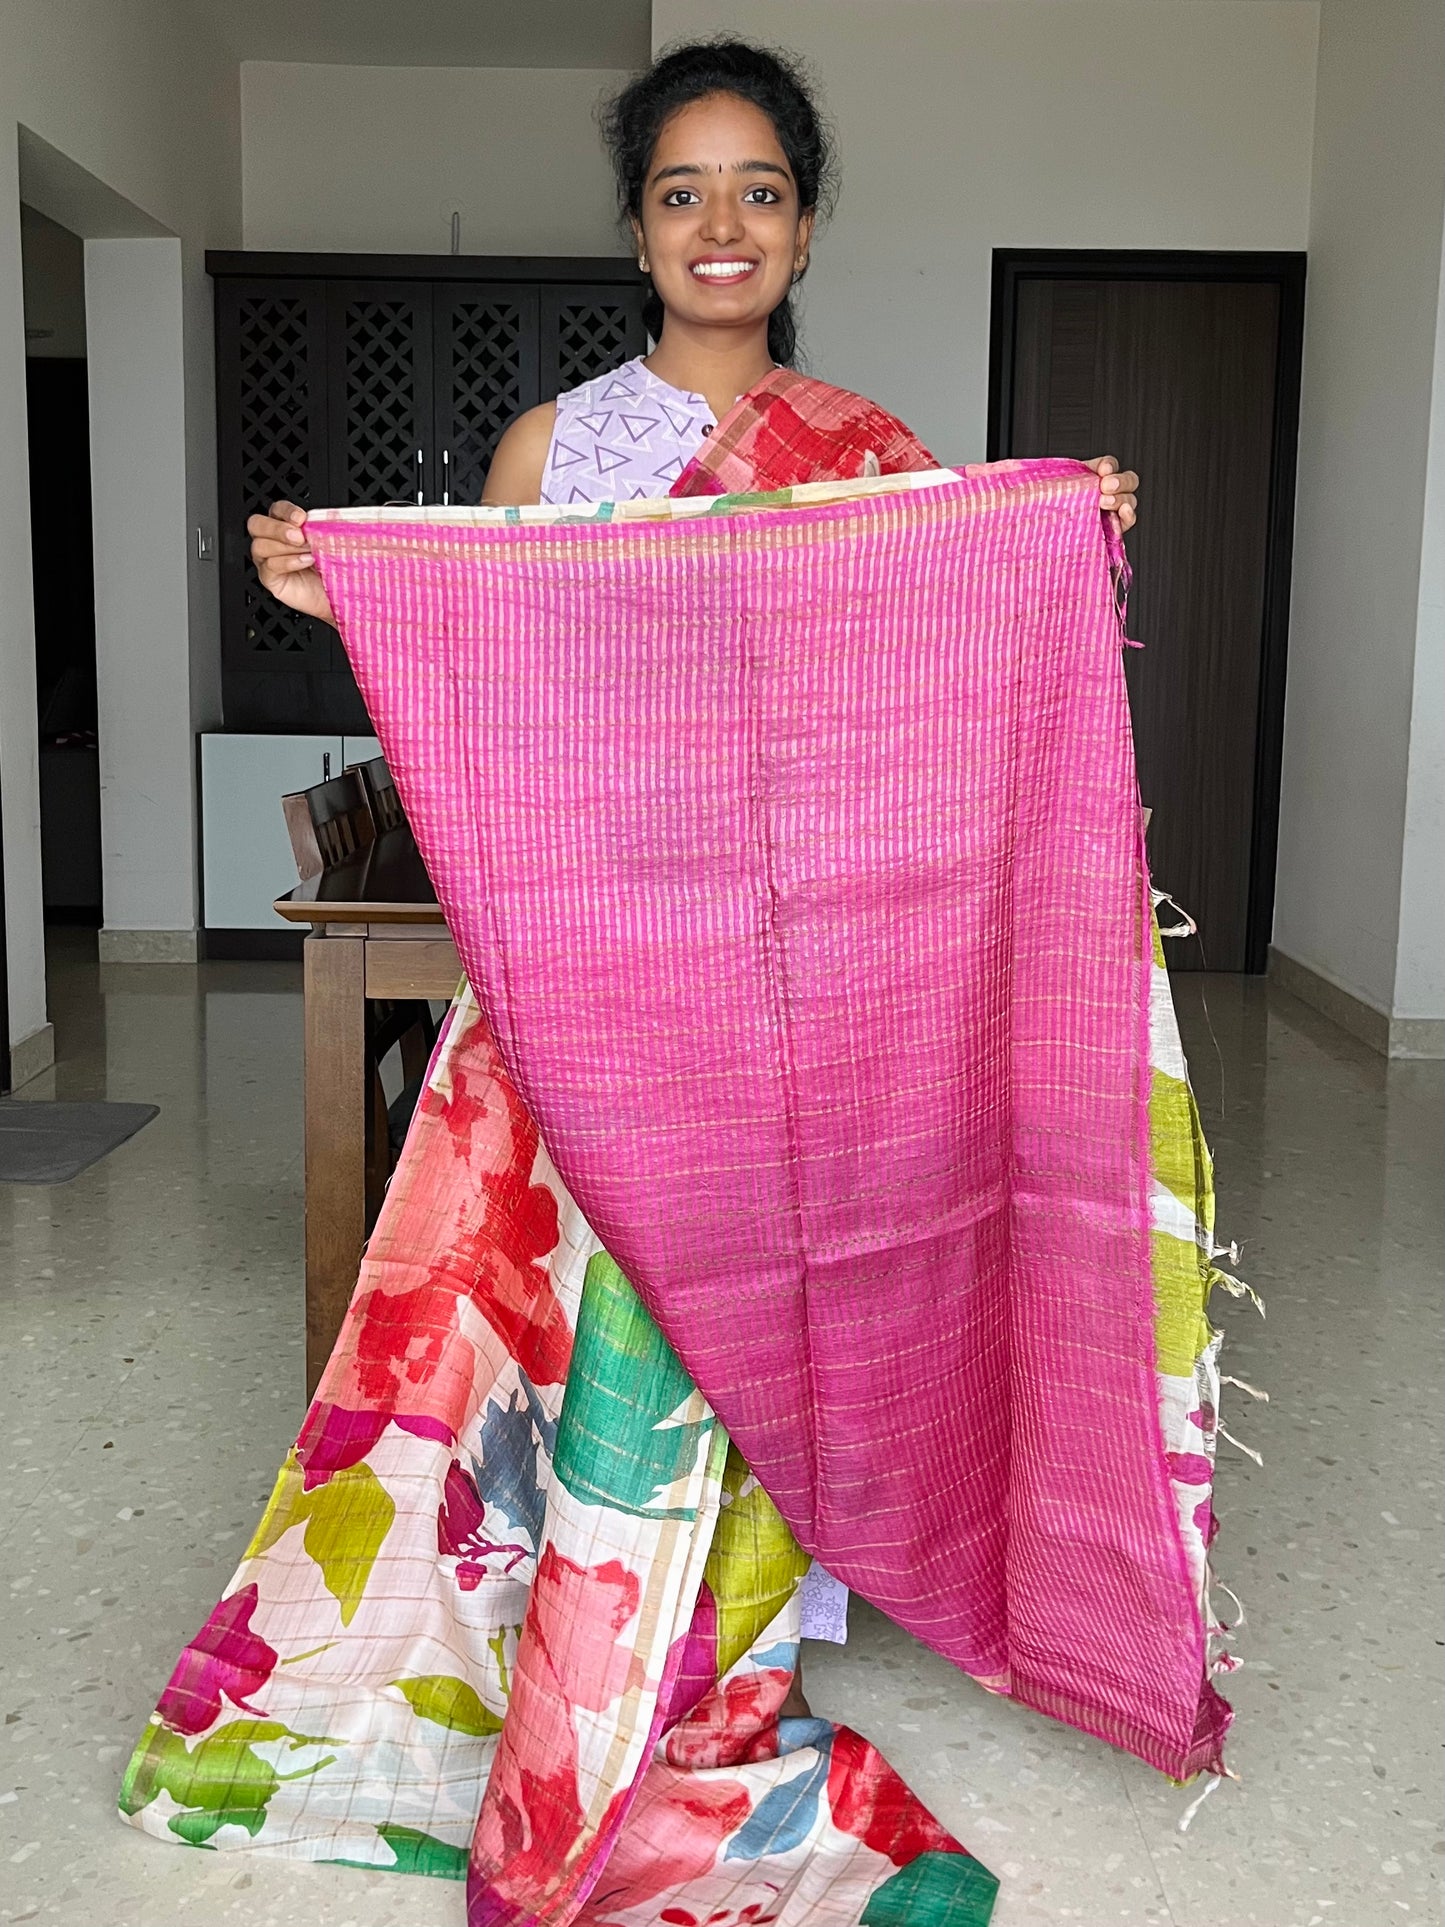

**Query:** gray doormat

left=0, top=1100, right=159, bottom=1184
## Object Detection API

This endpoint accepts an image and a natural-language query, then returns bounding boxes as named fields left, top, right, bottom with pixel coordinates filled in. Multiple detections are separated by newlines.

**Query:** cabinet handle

left=415, top=447, right=424, bottom=506
left=323, top=751, right=332, bottom=780
left=442, top=447, right=451, bottom=507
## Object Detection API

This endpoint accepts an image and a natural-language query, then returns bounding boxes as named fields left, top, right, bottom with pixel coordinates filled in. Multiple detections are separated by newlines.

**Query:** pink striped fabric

left=308, top=460, right=1223, bottom=1781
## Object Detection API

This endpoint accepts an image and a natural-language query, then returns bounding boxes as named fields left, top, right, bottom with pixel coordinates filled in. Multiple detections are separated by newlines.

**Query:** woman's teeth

left=691, top=261, right=756, bottom=280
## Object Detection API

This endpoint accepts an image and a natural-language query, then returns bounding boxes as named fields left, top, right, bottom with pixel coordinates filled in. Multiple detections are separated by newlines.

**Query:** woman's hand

left=246, top=500, right=337, bottom=628
left=1083, top=456, right=1139, bottom=533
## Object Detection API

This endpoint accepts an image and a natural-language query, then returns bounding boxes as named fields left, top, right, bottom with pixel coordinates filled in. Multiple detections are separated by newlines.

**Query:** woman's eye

left=662, top=189, right=701, bottom=206
left=742, top=186, right=781, bottom=204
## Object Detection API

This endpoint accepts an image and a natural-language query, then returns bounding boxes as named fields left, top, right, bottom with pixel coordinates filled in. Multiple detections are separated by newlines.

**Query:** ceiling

left=193, top=0, right=653, bottom=69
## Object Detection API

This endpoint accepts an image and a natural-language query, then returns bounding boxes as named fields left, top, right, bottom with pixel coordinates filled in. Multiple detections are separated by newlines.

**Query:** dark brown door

left=992, top=256, right=1303, bottom=970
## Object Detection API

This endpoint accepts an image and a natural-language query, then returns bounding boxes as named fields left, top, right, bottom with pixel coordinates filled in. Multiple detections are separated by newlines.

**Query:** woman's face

left=633, top=92, right=813, bottom=344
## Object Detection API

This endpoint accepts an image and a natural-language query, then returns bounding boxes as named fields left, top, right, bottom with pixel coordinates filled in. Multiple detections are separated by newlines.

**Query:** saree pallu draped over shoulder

left=120, top=376, right=1235, bottom=1926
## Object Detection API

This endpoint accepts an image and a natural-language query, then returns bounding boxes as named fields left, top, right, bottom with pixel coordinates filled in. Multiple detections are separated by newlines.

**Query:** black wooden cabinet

left=210, top=253, right=648, bottom=732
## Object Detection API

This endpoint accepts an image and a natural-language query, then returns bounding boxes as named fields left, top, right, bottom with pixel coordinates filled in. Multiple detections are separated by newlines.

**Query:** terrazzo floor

left=0, top=929, right=1440, bottom=1927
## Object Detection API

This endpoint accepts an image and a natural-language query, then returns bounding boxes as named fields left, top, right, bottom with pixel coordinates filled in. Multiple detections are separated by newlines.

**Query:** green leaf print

left=239, top=1453, right=396, bottom=1625
left=552, top=1252, right=716, bottom=1518
left=119, top=1717, right=338, bottom=1846
left=1149, top=1067, right=1214, bottom=1223
left=861, top=1851, right=1000, bottom=1925
left=299, top=1463, right=396, bottom=1626
left=241, top=1451, right=306, bottom=1561
left=706, top=1446, right=812, bottom=1677
left=330, top=1821, right=469, bottom=1880
left=390, top=1674, right=504, bottom=1737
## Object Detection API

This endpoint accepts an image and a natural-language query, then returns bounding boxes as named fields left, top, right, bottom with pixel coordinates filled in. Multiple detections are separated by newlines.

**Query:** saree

left=120, top=376, right=1235, bottom=1923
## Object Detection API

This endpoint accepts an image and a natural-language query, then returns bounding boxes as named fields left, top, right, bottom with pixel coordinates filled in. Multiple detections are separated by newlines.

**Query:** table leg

left=303, top=933, right=367, bottom=1397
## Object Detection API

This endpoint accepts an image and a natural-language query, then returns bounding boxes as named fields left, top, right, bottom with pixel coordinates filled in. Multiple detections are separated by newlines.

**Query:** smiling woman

left=246, top=40, right=1135, bottom=596
left=603, top=38, right=832, bottom=378
left=169, top=35, right=1183, bottom=1927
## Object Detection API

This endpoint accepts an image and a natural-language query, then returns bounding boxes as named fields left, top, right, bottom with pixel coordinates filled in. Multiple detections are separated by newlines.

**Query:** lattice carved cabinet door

left=216, top=280, right=332, bottom=672
left=541, top=285, right=649, bottom=401
left=434, top=286, right=540, bottom=505
left=326, top=283, right=436, bottom=507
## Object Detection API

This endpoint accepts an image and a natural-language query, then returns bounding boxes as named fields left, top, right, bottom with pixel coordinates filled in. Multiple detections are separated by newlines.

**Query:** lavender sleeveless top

left=538, top=355, right=850, bottom=1644
left=540, top=357, right=715, bottom=505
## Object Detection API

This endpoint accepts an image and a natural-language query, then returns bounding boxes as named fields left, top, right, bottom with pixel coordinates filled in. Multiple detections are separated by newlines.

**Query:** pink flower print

left=530, top=1548, right=646, bottom=1713
left=436, top=1459, right=529, bottom=1586
left=589, top=1771, right=752, bottom=1908
left=664, top=1670, right=791, bottom=1769
left=1188, top=1402, right=1217, bottom=1435
left=657, top=1907, right=778, bottom=1927
left=1167, top=1452, right=1214, bottom=1487
left=658, top=1582, right=719, bottom=1731
left=828, top=1724, right=963, bottom=1865
left=295, top=1399, right=453, bottom=1491
left=155, top=1584, right=278, bottom=1736
left=1193, top=1498, right=1218, bottom=1546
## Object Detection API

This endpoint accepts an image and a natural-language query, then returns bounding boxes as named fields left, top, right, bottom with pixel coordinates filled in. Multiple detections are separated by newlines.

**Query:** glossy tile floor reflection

left=1, top=931, right=1440, bottom=1926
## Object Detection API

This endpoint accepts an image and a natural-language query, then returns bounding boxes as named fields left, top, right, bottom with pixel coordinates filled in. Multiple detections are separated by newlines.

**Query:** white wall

left=1273, top=0, right=1445, bottom=1026
left=1393, top=210, right=1445, bottom=1025
left=242, top=63, right=632, bottom=255
left=86, top=239, right=201, bottom=941
left=651, top=0, right=1319, bottom=461
left=1, top=0, right=239, bottom=1069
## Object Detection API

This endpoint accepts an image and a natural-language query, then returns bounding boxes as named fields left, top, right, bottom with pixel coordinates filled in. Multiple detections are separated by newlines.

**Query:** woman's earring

left=638, top=254, right=649, bottom=274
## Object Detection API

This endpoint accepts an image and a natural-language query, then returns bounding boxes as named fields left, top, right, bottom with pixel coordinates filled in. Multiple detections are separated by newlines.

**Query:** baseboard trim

left=98, top=928, right=200, bottom=964
left=1268, top=948, right=1445, bottom=1059
left=8, top=1023, right=56, bottom=1091
left=1387, top=1015, right=1445, bottom=1060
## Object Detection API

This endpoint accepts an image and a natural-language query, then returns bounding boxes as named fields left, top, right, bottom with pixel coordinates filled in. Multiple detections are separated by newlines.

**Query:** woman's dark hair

left=600, top=38, right=836, bottom=367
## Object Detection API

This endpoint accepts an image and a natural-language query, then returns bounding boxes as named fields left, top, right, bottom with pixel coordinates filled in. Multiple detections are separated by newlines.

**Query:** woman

left=126, top=42, right=1193, bottom=1927
left=248, top=29, right=1137, bottom=1709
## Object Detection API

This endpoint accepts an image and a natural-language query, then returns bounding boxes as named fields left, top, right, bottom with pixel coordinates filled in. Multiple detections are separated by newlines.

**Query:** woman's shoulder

left=481, top=401, right=557, bottom=505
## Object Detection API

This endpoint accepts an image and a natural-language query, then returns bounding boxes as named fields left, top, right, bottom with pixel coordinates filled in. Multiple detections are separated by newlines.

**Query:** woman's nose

left=698, top=196, right=745, bottom=246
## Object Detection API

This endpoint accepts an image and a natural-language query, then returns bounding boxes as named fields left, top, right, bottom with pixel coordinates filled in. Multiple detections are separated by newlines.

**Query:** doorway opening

left=22, top=206, right=102, bottom=952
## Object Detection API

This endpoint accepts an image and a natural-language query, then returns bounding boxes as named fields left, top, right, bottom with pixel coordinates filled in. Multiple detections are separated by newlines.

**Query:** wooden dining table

left=275, top=828, right=461, bottom=1394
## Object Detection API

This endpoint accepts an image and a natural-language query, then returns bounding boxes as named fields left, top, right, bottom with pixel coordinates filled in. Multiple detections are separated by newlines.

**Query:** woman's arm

left=247, top=402, right=560, bottom=627
left=482, top=402, right=557, bottom=507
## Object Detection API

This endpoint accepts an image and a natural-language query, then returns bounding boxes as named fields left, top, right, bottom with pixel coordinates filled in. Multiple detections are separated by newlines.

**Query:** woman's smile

left=688, top=254, right=761, bottom=283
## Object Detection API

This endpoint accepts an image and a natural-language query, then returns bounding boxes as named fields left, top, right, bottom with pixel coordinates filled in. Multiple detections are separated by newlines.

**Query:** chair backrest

left=281, top=769, right=376, bottom=882
left=351, top=755, right=405, bottom=835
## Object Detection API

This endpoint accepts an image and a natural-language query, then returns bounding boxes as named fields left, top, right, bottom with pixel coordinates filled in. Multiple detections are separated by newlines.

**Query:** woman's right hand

left=247, top=501, right=336, bottom=628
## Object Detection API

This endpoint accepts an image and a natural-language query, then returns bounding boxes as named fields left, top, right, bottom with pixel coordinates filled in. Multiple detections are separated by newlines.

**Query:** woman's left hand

left=1084, top=455, right=1139, bottom=533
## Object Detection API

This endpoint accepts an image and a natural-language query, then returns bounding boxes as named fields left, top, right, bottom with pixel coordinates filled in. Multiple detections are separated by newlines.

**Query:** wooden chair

left=282, top=769, right=376, bottom=882
left=281, top=769, right=436, bottom=1220
left=350, top=755, right=405, bottom=835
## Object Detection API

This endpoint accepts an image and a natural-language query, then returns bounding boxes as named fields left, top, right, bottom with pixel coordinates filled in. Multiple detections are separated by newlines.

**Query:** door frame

left=987, top=248, right=1306, bottom=974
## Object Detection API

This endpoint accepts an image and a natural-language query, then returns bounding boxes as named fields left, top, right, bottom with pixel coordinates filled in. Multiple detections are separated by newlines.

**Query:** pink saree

left=121, top=377, right=1234, bottom=1924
